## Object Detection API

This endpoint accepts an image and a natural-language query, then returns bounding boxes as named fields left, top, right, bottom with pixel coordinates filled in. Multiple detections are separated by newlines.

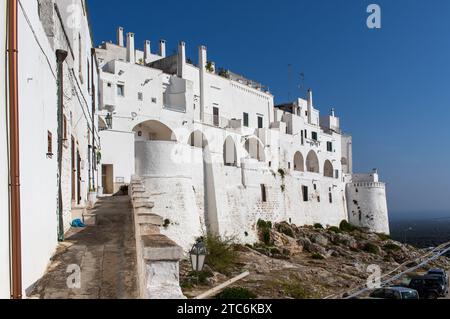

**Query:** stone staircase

left=130, top=176, right=186, bottom=299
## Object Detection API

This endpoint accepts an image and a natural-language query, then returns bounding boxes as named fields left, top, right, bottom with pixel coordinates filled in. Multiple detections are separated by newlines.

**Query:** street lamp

left=190, top=237, right=207, bottom=273
left=105, top=113, right=113, bottom=129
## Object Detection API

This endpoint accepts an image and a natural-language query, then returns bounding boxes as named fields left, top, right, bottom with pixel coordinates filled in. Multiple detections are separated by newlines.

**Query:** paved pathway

left=29, top=196, right=138, bottom=299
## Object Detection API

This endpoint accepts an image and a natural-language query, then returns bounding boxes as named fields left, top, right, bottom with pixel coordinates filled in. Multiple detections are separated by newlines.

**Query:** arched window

left=188, top=130, right=208, bottom=149
left=306, top=150, right=320, bottom=173
left=223, top=136, right=237, bottom=166
left=293, top=152, right=304, bottom=172
left=324, top=160, right=334, bottom=178
left=245, top=137, right=265, bottom=162
left=133, top=120, right=177, bottom=142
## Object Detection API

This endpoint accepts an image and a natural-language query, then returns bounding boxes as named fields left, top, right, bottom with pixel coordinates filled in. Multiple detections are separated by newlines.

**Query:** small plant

left=278, top=168, right=286, bottom=179
left=311, top=253, right=325, bottom=260
left=328, top=226, right=342, bottom=234
left=205, top=235, right=237, bottom=275
left=215, top=287, right=257, bottom=300
left=206, top=61, right=214, bottom=73
left=163, top=219, right=171, bottom=228
left=339, top=220, right=357, bottom=233
left=257, top=219, right=272, bottom=230
left=363, top=243, right=380, bottom=255
left=377, top=233, right=391, bottom=241
left=281, top=184, right=286, bottom=192
left=218, top=68, right=230, bottom=78
left=314, top=223, right=324, bottom=229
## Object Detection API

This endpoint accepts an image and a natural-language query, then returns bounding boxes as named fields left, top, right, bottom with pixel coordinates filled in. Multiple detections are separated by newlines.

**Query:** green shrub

left=363, top=243, right=380, bottom=255
left=280, top=277, right=318, bottom=299
left=257, top=220, right=273, bottom=246
left=314, top=223, right=324, bottom=229
left=377, top=233, right=391, bottom=241
left=311, top=253, right=325, bottom=260
left=257, top=219, right=272, bottom=230
left=328, top=226, right=342, bottom=234
left=215, top=287, right=257, bottom=299
left=276, top=223, right=295, bottom=238
left=339, top=220, right=357, bottom=233
left=205, top=235, right=237, bottom=275
left=278, top=169, right=286, bottom=179
left=384, top=243, right=402, bottom=252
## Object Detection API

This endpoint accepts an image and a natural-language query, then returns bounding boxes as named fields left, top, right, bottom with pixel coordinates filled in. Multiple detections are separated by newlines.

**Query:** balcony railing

left=203, top=113, right=230, bottom=128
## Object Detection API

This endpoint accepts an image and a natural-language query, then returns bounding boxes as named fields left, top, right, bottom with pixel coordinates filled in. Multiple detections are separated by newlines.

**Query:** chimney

left=307, top=89, right=313, bottom=124
left=144, top=40, right=151, bottom=62
left=126, top=32, right=135, bottom=64
left=177, top=41, right=186, bottom=78
left=159, top=40, right=166, bottom=58
left=199, top=45, right=207, bottom=122
left=117, top=27, right=124, bottom=47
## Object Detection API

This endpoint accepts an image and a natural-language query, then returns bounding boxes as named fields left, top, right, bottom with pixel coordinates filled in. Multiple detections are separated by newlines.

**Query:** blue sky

left=88, top=0, right=450, bottom=219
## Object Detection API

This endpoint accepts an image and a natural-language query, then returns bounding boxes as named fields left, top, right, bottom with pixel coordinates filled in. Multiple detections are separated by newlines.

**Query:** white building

left=97, top=28, right=390, bottom=250
left=1, top=0, right=100, bottom=298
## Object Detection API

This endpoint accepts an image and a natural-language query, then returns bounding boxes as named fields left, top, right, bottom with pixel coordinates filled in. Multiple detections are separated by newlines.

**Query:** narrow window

left=301, top=130, right=304, bottom=145
left=327, top=141, right=333, bottom=152
left=213, top=107, right=220, bottom=126
left=258, top=116, right=263, bottom=129
left=243, top=112, right=249, bottom=127
left=335, top=170, right=339, bottom=179
left=312, top=132, right=318, bottom=141
left=261, top=184, right=267, bottom=203
left=268, top=161, right=272, bottom=168
left=302, top=186, right=309, bottom=202
left=47, top=131, right=53, bottom=156
left=329, top=192, right=333, bottom=204
left=117, top=84, right=125, bottom=97
left=313, top=184, right=317, bottom=191
left=151, top=97, right=157, bottom=103
left=304, top=130, right=308, bottom=139
left=288, top=162, right=291, bottom=170
left=78, top=33, right=83, bottom=83
left=138, top=92, right=143, bottom=101
left=63, top=115, right=68, bottom=140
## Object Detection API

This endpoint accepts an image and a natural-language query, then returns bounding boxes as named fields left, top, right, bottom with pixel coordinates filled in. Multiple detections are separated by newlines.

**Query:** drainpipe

left=7, top=0, right=22, bottom=299
left=91, top=48, right=96, bottom=190
left=56, top=50, right=68, bottom=242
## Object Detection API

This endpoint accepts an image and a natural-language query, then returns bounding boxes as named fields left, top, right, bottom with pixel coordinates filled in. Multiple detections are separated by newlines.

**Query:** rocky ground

left=180, top=221, right=450, bottom=299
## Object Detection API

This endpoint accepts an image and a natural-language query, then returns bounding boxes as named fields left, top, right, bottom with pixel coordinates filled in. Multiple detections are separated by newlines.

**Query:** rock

left=311, top=233, right=328, bottom=247
left=331, top=233, right=358, bottom=249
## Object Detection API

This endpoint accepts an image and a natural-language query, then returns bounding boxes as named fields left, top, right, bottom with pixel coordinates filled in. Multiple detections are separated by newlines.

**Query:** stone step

left=133, top=201, right=155, bottom=209
left=137, top=214, right=164, bottom=226
left=141, top=235, right=184, bottom=261
left=139, top=223, right=160, bottom=236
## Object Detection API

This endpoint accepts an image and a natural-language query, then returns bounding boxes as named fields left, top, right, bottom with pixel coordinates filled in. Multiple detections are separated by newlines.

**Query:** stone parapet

left=130, top=176, right=186, bottom=299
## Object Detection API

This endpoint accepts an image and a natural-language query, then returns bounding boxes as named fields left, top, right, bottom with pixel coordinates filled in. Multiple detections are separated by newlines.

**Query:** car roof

left=411, top=275, right=442, bottom=280
left=381, top=287, right=417, bottom=293
left=428, top=268, right=445, bottom=273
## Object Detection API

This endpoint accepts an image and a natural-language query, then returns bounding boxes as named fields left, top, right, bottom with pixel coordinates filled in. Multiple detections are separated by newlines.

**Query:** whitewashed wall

left=17, top=0, right=59, bottom=296
left=0, top=0, right=10, bottom=299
